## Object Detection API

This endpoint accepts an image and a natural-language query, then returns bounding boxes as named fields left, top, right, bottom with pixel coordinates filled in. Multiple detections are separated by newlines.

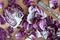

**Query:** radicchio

left=6, top=34, right=11, bottom=38
left=35, top=30, right=42, bottom=38
left=0, top=15, right=6, bottom=24
left=0, top=2, right=3, bottom=9
left=0, top=27, right=6, bottom=40
left=7, top=26, right=14, bottom=34
left=45, top=16, right=54, bottom=26
left=38, top=19, right=47, bottom=31
left=54, top=20, right=60, bottom=28
left=23, top=0, right=34, bottom=7
left=56, top=28, right=60, bottom=40
left=15, top=27, right=27, bottom=39
left=49, top=0, right=58, bottom=9
left=3, top=3, right=24, bottom=28
left=27, top=4, right=47, bottom=24
left=25, top=34, right=36, bottom=40
left=46, top=26, right=56, bottom=40
left=0, top=0, right=59, bottom=40
left=20, top=14, right=30, bottom=30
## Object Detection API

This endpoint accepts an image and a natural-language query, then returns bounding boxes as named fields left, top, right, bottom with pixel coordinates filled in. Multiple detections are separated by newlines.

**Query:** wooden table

left=0, top=0, right=60, bottom=40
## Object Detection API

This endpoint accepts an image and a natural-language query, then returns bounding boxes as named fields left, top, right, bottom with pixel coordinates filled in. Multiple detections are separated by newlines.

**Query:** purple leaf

left=49, top=0, right=58, bottom=9
left=35, top=30, right=42, bottom=38
left=32, top=22, right=38, bottom=30
left=0, top=15, right=6, bottom=24
left=0, top=27, right=6, bottom=40
left=58, top=24, right=60, bottom=28
left=8, top=0, right=17, bottom=5
left=7, top=26, right=14, bottom=34
left=54, top=20, right=60, bottom=28
left=15, top=27, right=26, bottom=39
left=3, top=3, right=24, bottom=28
left=56, top=36, right=60, bottom=40
left=21, top=14, right=30, bottom=30
left=0, top=2, right=3, bottom=9
left=45, top=16, right=54, bottom=26
left=6, top=34, right=11, bottom=38
left=25, top=34, right=36, bottom=40
left=27, top=5, right=47, bottom=24
left=46, top=26, right=56, bottom=40
left=38, top=19, right=47, bottom=31
left=23, top=0, right=34, bottom=7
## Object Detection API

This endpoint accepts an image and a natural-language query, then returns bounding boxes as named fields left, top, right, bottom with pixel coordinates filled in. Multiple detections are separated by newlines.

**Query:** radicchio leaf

left=15, top=27, right=26, bottom=39
left=0, top=2, right=3, bottom=9
left=49, top=0, right=58, bottom=9
left=23, top=0, right=34, bottom=7
left=0, top=27, right=6, bottom=40
left=56, top=28, right=60, bottom=40
left=32, top=22, right=38, bottom=30
left=54, top=20, right=60, bottom=28
left=46, top=26, right=56, bottom=40
left=25, top=34, right=36, bottom=40
left=58, top=24, right=60, bottom=29
left=8, top=0, right=17, bottom=6
left=45, top=16, right=54, bottom=26
left=6, top=34, right=11, bottom=38
left=20, top=14, right=31, bottom=30
left=41, top=30, right=48, bottom=39
left=7, top=26, right=14, bottom=34
left=25, top=38, right=31, bottom=40
left=35, top=30, right=42, bottom=38
left=56, top=37, right=60, bottom=40
left=0, top=15, right=6, bottom=24
left=38, top=19, right=47, bottom=31
left=27, top=5, right=47, bottom=24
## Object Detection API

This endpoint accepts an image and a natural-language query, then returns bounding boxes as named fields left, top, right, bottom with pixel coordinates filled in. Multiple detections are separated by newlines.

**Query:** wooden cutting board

left=0, top=0, right=60, bottom=40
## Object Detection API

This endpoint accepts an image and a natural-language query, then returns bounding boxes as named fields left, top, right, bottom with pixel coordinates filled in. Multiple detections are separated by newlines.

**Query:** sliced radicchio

left=15, top=27, right=27, bottom=39
left=8, top=0, right=16, bottom=3
left=54, top=20, right=60, bottom=28
left=6, top=34, right=11, bottom=38
left=45, top=16, right=54, bottom=26
left=0, top=15, right=6, bottom=24
left=0, top=2, right=3, bottom=9
left=32, top=22, right=38, bottom=30
left=49, top=0, right=58, bottom=9
left=25, top=34, right=36, bottom=40
left=7, top=26, right=14, bottom=34
left=38, top=19, right=47, bottom=31
left=27, top=4, right=47, bottom=24
left=3, top=3, right=24, bottom=28
left=41, top=30, right=48, bottom=39
left=35, top=30, right=42, bottom=38
left=0, top=27, right=6, bottom=40
left=32, top=19, right=47, bottom=32
left=46, top=26, right=56, bottom=40
left=8, top=0, right=18, bottom=6
left=56, top=28, right=60, bottom=40
left=20, top=14, right=31, bottom=30
left=23, top=0, right=34, bottom=7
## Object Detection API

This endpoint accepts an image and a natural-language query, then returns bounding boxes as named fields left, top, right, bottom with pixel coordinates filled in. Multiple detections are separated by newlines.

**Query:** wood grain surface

left=0, top=0, right=60, bottom=40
